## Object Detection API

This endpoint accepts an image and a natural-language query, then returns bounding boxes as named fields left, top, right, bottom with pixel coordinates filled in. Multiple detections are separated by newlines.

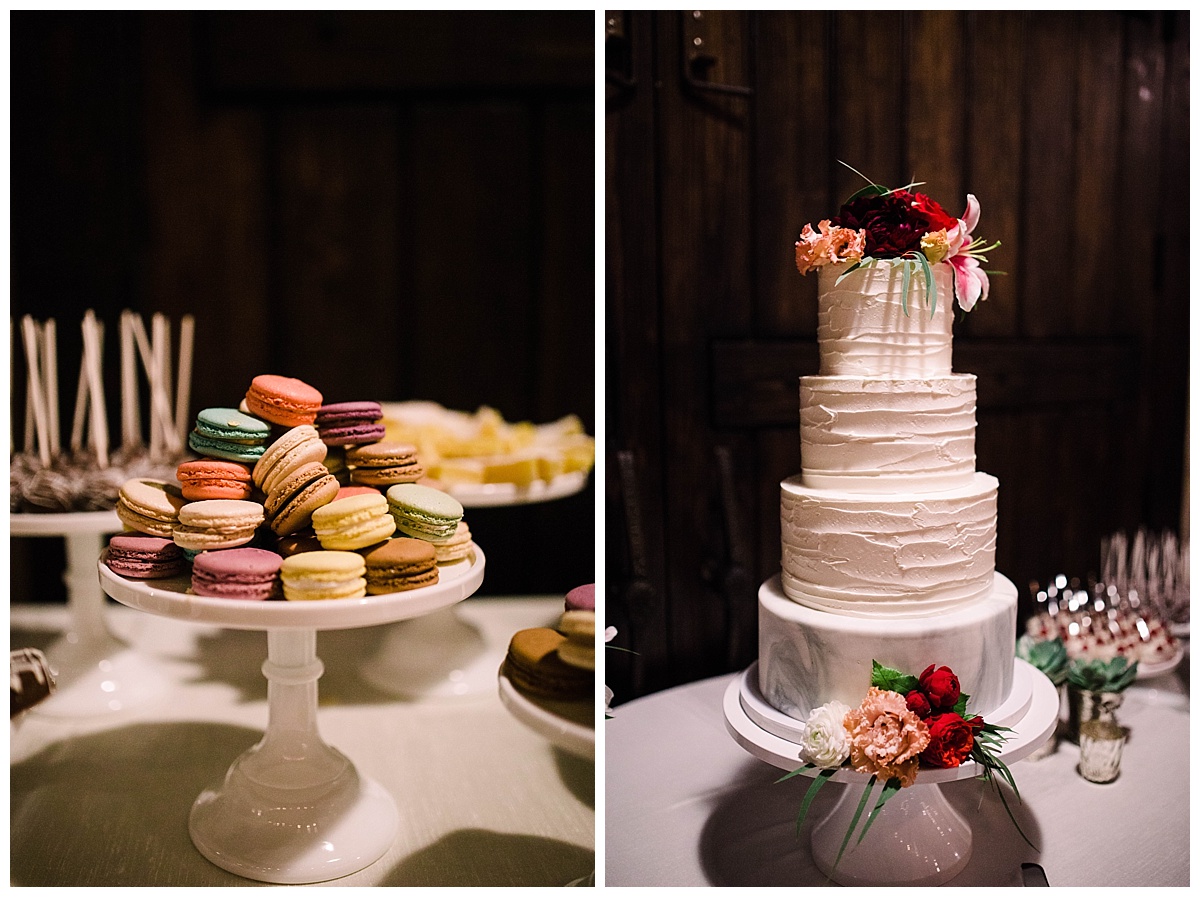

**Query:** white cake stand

left=498, top=670, right=595, bottom=762
left=360, top=471, right=588, bottom=700
left=11, top=510, right=172, bottom=716
left=99, top=545, right=485, bottom=885
left=724, top=658, right=1058, bottom=887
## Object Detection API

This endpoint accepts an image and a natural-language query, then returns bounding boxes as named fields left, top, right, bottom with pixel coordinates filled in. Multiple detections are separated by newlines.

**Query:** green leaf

left=834, top=260, right=864, bottom=285
left=835, top=778, right=877, bottom=872
left=914, top=250, right=937, bottom=317
left=899, top=258, right=912, bottom=317
left=857, top=776, right=903, bottom=845
left=843, top=183, right=889, bottom=204
left=870, top=660, right=918, bottom=695
left=952, top=694, right=970, bottom=717
left=794, top=768, right=838, bottom=836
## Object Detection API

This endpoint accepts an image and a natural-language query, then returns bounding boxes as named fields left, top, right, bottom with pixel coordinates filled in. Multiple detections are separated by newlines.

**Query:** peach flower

left=794, top=220, right=866, bottom=275
left=843, top=687, right=931, bottom=787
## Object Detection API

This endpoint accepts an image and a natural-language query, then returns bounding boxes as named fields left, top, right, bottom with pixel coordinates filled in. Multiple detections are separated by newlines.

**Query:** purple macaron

left=191, top=547, right=284, bottom=600
left=316, top=401, right=386, bottom=446
left=565, top=583, right=595, bottom=612
left=106, top=533, right=186, bottom=579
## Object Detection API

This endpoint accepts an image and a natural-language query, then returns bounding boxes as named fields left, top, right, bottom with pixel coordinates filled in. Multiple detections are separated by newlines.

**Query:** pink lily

left=946, top=194, right=995, bottom=312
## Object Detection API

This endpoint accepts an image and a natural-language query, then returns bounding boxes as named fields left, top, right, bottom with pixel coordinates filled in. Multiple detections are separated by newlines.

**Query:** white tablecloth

left=605, top=662, right=1189, bottom=887
left=10, top=597, right=595, bottom=887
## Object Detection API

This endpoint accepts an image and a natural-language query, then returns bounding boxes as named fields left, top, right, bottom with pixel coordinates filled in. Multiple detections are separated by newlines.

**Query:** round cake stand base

left=810, top=778, right=971, bottom=886
left=189, top=751, right=398, bottom=885
left=724, top=658, right=1058, bottom=887
left=188, top=628, right=399, bottom=884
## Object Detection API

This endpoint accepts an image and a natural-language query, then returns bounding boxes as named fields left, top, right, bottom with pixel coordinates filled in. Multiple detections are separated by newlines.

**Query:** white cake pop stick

left=130, top=313, right=173, bottom=461
left=43, top=318, right=59, bottom=456
left=82, top=311, right=109, bottom=469
left=120, top=310, right=140, bottom=451
left=175, top=314, right=194, bottom=445
left=70, top=323, right=90, bottom=455
left=20, top=316, right=50, bottom=466
left=152, top=313, right=180, bottom=454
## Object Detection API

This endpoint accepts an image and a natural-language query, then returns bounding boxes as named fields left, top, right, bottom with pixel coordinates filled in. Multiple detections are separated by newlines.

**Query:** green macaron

left=385, top=483, right=464, bottom=542
left=189, top=408, right=271, bottom=463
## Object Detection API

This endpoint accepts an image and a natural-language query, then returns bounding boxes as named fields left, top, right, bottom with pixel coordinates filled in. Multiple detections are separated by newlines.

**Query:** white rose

left=798, top=700, right=852, bottom=769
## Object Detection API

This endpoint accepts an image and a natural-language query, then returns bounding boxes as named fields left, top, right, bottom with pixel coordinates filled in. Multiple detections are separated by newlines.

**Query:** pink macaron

left=191, top=547, right=284, bottom=600
left=106, top=533, right=186, bottom=579
left=565, top=583, right=595, bottom=612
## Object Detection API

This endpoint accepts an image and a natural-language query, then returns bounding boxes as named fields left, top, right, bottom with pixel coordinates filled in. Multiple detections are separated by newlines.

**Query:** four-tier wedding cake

left=758, top=180, right=1016, bottom=724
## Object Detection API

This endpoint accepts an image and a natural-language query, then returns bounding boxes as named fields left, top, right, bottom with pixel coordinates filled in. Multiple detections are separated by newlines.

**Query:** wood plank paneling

left=607, top=10, right=1188, bottom=705
left=12, top=11, right=595, bottom=603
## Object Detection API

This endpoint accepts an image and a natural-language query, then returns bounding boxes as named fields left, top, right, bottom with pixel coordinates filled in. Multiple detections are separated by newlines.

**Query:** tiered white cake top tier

left=817, top=261, right=954, bottom=377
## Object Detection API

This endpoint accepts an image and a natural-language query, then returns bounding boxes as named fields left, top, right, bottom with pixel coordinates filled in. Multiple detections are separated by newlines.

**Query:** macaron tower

left=106, top=372, right=477, bottom=603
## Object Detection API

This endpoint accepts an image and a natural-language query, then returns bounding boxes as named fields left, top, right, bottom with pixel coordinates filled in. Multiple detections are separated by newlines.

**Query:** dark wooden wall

left=11, top=11, right=596, bottom=599
left=606, top=11, right=1189, bottom=702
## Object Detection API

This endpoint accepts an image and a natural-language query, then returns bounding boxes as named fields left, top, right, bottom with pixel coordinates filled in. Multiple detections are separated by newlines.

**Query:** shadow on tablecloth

left=10, top=721, right=264, bottom=886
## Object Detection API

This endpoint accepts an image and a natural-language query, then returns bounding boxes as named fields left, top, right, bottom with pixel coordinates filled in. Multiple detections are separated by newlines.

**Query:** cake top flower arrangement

left=794, top=163, right=1001, bottom=315
left=779, top=658, right=1031, bottom=874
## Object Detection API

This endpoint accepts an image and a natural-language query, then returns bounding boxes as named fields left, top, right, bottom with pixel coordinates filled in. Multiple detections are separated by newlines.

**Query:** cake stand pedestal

left=99, top=546, right=486, bottom=884
left=11, top=510, right=170, bottom=716
left=360, top=472, right=588, bottom=700
left=724, top=658, right=1058, bottom=887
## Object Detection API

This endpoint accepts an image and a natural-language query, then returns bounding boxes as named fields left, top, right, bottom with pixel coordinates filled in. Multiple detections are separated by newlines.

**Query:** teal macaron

left=385, top=483, right=464, bottom=542
left=188, top=408, right=271, bottom=463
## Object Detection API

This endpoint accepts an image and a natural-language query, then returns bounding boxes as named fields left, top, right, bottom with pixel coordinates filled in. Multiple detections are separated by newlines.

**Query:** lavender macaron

left=191, top=547, right=283, bottom=600
left=106, top=533, right=186, bottom=579
left=316, top=401, right=386, bottom=446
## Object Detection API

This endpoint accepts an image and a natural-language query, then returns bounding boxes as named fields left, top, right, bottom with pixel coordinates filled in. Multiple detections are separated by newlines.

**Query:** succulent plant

left=1016, top=635, right=1070, bottom=686
left=1067, top=656, right=1139, bottom=693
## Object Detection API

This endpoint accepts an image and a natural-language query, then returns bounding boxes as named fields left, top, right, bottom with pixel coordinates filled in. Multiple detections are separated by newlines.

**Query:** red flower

left=905, top=689, right=932, bottom=719
left=831, top=189, right=946, bottom=258
left=922, top=711, right=977, bottom=768
left=918, top=664, right=961, bottom=709
left=909, top=192, right=958, bottom=232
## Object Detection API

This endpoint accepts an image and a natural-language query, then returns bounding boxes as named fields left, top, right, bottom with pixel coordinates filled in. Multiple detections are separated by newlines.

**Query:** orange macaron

left=245, top=375, right=324, bottom=427
left=176, top=459, right=255, bottom=501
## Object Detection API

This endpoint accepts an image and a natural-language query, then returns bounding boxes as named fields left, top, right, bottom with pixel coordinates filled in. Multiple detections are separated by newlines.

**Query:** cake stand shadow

left=724, top=658, right=1058, bottom=887
left=359, top=472, right=588, bottom=700
left=12, top=510, right=170, bottom=716
left=99, top=546, right=485, bottom=885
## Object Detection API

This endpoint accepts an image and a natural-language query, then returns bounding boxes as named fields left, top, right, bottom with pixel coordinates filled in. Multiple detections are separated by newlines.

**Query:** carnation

left=794, top=220, right=865, bottom=275
left=844, top=687, right=930, bottom=787
left=798, top=700, right=852, bottom=768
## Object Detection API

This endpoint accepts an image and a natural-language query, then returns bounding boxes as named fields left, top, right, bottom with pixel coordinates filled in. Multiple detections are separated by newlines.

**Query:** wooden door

left=606, top=10, right=1189, bottom=703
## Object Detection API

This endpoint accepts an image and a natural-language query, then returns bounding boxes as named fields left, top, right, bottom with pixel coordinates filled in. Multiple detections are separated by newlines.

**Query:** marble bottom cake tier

left=759, top=571, right=1017, bottom=722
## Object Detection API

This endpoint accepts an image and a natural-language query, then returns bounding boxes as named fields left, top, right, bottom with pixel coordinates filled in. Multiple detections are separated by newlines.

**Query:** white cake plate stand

left=498, top=670, right=595, bottom=762
left=724, top=658, right=1058, bottom=887
left=11, top=510, right=171, bottom=716
left=99, top=545, right=485, bottom=885
left=360, top=472, right=588, bottom=700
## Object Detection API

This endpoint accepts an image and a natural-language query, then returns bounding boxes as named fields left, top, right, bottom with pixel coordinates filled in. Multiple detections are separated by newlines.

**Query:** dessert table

left=605, top=656, right=1189, bottom=887
left=10, top=595, right=595, bottom=887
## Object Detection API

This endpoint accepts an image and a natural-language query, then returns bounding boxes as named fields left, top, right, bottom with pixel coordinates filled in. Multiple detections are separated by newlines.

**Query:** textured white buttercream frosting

left=799, top=374, right=977, bottom=492
left=780, top=472, right=998, bottom=616
left=817, top=260, right=955, bottom=377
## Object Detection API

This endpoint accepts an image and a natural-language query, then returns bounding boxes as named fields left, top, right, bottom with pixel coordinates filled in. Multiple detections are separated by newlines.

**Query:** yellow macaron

left=280, top=550, right=367, bottom=601
left=310, top=493, right=396, bottom=550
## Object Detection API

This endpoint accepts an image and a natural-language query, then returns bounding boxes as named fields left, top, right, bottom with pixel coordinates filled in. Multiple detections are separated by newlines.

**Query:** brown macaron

left=361, top=537, right=439, bottom=594
left=345, top=441, right=425, bottom=487
left=502, top=627, right=592, bottom=701
left=264, top=461, right=341, bottom=536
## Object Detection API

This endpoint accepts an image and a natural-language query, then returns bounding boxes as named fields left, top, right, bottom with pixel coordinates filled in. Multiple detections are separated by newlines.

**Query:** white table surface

left=605, top=657, right=1189, bottom=887
left=10, top=596, right=595, bottom=887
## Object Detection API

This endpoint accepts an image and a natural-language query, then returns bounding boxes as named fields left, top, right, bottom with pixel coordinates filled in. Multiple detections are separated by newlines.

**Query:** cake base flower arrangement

left=778, top=660, right=1032, bottom=873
